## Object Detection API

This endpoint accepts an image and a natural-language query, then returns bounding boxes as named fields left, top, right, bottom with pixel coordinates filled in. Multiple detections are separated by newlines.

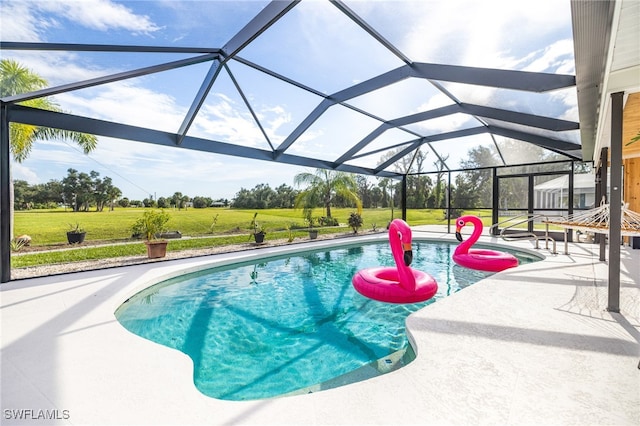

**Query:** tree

left=1, top=59, right=98, bottom=162
left=294, top=169, right=362, bottom=219
left=432, top=155, right=449, bottom=208
left=107, top=185, right=122, bottom=211
left=377, top=178, right=391, bottom=208
left=378, top=147, right=432, bottom=208
left=451, top=173, right=479, bottom=215
left=170, top=192, right=189, bottom=209
left=1, top=59, right=98, bottom=235
left=252, top=183, right=276, bottom=209
left=61, top=168, right=80, bottom=212
left=231, top=188, right=256, bottom=208
left=355, top=175, right=374, bottom=208
left=273, top=184, right=297, bottom=208
left=192, top=196, right=213, bottom=208
left=370, top=186, right=383, bottom=208
left=459, top=145, right=498, bottom=208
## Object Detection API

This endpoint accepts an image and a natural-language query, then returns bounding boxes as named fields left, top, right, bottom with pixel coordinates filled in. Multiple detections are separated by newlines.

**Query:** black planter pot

left=309, top=230, right=318, bottom=240
left=66, top=231, right=86, bottom=244
left=253, top=231, right=265, bottom=244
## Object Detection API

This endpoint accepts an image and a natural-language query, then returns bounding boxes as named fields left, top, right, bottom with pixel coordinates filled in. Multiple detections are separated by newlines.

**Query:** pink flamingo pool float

left=352, top=219, right=438, bottom=304
left=453, top=215, right=518, bottom=272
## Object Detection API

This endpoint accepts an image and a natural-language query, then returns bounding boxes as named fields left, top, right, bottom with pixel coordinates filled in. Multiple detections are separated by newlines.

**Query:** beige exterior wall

left=623, top=93, right=640, bottom=213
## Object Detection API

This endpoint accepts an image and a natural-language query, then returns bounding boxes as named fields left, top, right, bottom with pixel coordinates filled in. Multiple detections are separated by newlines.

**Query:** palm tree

left=294, top=169, right=362, bottom=219
left=1, top=59, right=97, bottom=161
left=1, top=59, right=98, bottom=237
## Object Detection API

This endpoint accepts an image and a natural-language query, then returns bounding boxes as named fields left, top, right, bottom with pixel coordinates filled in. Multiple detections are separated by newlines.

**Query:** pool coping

left=1, top=231, right=639, bottom=425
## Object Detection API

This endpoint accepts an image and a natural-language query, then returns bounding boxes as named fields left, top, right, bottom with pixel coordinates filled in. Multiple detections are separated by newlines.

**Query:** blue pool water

left=115, top=240, right=539, bottom=400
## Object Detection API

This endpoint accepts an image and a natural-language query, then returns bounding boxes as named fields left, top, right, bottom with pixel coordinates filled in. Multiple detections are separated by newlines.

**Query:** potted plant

left=348, top=212, right=363, bottom=234
left=66, top=222, right=86, bottom=244
left=304, top=208, right=318, bottom=239
left=249, top=212, right=266, bottom=244
left=132, top=210, right=171, bottom=258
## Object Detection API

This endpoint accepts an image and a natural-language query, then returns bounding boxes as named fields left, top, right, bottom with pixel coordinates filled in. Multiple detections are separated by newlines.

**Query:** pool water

left=116, top=241, right=539, bottom=400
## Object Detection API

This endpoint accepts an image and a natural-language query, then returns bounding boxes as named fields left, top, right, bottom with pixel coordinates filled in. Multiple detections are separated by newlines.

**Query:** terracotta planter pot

left=145, top=240, right=168, bottom=258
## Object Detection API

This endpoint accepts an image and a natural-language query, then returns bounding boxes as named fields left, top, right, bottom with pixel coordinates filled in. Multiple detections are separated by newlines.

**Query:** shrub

left=348, top=212, right=363, bottom=234
left=131, top=210, right=170, bottom=240
left=319, top=216, right=339, bottom=226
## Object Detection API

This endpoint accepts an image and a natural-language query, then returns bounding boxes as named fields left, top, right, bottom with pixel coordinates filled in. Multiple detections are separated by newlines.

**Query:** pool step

left=282, top=347, right=414, bottom=397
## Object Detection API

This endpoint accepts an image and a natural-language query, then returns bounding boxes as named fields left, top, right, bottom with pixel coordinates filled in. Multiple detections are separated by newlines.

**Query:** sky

left=0, top=0, right=577, bottom=202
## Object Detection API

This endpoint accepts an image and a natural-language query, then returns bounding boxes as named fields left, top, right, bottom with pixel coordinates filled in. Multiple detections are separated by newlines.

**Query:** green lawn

left=10, top=207, right=485, bottom=268
left=14, top=207, right=454, bottom=246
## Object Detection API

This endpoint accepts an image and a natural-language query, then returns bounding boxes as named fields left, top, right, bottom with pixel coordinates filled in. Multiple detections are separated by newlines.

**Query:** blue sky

left=1, top=0, right=577, bottom=201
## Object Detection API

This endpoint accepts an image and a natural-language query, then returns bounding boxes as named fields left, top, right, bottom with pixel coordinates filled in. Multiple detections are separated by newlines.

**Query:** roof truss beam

left=330, top=0, right=412, bottom=65
left=487, top=125, right=582, bottom=158
left=0, top=41, right=221, bottom=54
left=176, top=59, right=222, bottom=145
left=1, top=53, right=219, bottom=104
left=374, top=140, right=423, bottom=173
left=274, top=62, right=577, bottom=157
left=221, top=0, right=300, bottom=60
left=331, top=100, right=580, bottom=165
left=350, top=138, right=422, bottom=162
left=459, top=103, right=579, bottom=131
left=411, top=63, right=576, bottom=92
left=7, top=105, right=401, bottom=178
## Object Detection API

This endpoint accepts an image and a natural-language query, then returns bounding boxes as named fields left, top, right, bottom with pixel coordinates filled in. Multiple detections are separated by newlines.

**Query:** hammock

left=543, top=201, right=640, bottom=236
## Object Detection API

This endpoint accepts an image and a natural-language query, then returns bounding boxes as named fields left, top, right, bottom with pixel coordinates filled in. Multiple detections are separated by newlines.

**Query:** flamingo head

left=455, top=217, right=467, bottom=242
left=402, top=242, right=413, bottom=266
left=390, top=219, right=413, bottom=266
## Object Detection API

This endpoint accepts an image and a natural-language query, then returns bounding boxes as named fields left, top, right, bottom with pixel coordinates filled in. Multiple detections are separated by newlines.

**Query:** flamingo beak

left=402, top=242, right=413, bottom=266
left=455, top=223, right=464, bottom=242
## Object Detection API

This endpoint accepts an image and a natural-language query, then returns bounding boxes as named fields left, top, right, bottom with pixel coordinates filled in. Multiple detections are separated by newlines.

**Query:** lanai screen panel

left=1, top=0, right=581, bottom=179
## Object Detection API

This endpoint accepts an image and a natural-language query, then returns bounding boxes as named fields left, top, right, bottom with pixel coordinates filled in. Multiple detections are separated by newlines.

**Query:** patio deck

left=1, top=232, right=638, bottom=425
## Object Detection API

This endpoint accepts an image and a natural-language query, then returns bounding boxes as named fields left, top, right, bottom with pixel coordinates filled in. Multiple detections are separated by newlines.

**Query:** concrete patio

left=1, top=232, right=638, bottom=425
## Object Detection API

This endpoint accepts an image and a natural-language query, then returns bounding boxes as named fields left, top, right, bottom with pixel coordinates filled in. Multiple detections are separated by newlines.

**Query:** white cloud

left=11, top=162, right=40, bottom=184
left=550, top=89, right=580, bottom=122
left=57, top=81, right=184, bottom=131
left=1, top=0, right=160, bottom=42
left=36, top=0, right=161, bottom=34
left=396, top=0, right=571, bottom=70
left=0, top=2, right=42, bottom=41
left=415, top=113, right=475, bottom=134
left=192, top=95, right=267, bottom=148
left=257, top=105, right=292, bottom=145
left=416, top=92, right=457, bottom=113
left=522, top=40, right=576, bottom=74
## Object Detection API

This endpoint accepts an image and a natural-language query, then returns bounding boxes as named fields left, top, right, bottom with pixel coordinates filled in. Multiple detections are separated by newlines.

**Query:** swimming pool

left=116, top=240, right=539, bottom=400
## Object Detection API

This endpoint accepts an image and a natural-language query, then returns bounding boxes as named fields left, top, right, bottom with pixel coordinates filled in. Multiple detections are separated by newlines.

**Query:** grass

left=10, top=207, right=507, bottom=268
left=14, top=207, right=440, bottom=246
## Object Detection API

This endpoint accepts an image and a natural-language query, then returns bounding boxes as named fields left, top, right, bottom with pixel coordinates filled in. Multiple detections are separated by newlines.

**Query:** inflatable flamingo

left=352, top=219, right=438, bottom=304
left=453, top=215, right=518, bottom=272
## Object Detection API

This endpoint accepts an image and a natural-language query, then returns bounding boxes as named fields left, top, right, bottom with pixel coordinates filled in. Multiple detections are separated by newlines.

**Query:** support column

left=1, top=103, right=11, bottom=283
left=492, top=168, right=499, bottom=235
left=527, top=175, right=534, bottom=233
left=401, top=175, right=407, bottom=221
left=568, top=165, right=574, bottom=242
left=447, top=170, right=452, bottom=234
left=599, top=147, right=609, bottom=261
left=608, top=92, right=623, bottom=313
